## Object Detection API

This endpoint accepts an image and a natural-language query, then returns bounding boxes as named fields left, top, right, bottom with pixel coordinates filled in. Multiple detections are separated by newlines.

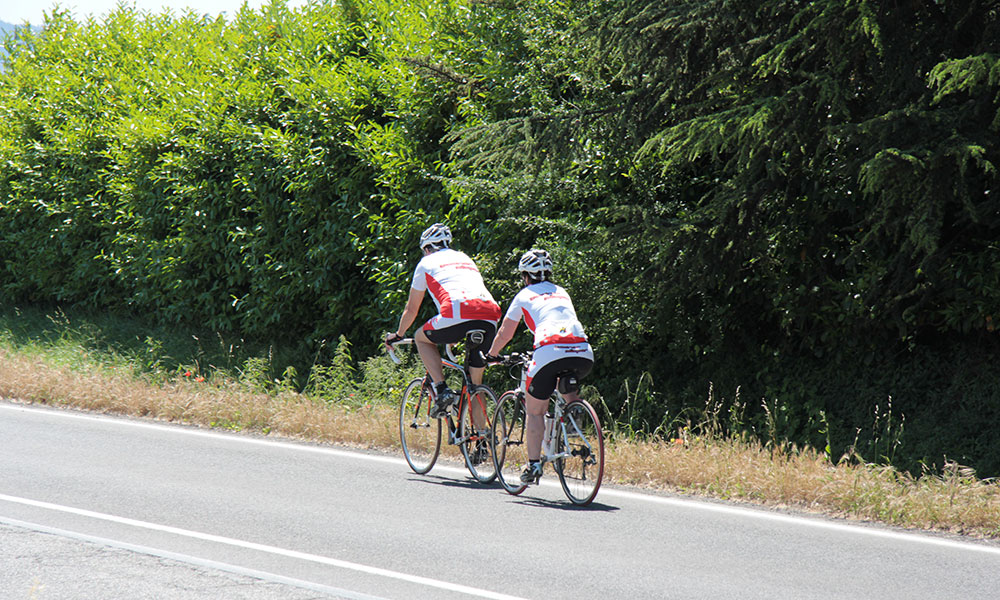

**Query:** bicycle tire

left=458, top=385, right=499, bottom=483
left=491, top=390, right=528, bottom=495
left=399, top=376, right=441, bottom=474
left=555, top=399, right=604, bottom=505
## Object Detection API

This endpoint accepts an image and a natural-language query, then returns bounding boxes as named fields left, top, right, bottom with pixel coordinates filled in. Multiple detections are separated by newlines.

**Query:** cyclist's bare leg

left=469, top=365, right=486, bottom=428
left=470, top=366, right=484, bottom=386
left=414, top=328, right=446, bottom=385
left=524, top=393, right=548, bottom=461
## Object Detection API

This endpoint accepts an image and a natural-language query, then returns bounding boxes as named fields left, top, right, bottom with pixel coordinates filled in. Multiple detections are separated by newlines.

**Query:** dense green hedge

left=1, top=0, right=999, bottom=476
left=0, top=1, right=462, bottom=344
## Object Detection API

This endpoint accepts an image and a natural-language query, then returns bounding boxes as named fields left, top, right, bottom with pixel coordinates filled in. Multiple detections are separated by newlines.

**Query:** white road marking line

left=0, top=493, right=530, bottom=600
left=596, top=487, right=1000, bottom=555
left=0, top=515, right=389, bottom=600
left=4, top=401, right=1000, bottom=556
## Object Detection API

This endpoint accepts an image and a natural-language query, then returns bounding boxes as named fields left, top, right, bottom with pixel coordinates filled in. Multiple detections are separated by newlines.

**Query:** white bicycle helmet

left=419, top=223, right=452, bottom=250
left=518, top=249, right=553, bottom=277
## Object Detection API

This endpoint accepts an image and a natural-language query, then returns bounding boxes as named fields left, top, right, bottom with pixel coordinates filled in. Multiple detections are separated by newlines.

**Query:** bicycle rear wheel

left=491, top=390, right=528, bottom=495
left=458, top=385, right=499, bottom=483
left=399, top=376, right=441, bottom=474
left=555, top=399, right=604, bottom=505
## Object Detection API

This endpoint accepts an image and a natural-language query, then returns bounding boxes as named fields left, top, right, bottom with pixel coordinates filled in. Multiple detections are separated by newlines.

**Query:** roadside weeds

left=2, top=347, right=997, bottom=540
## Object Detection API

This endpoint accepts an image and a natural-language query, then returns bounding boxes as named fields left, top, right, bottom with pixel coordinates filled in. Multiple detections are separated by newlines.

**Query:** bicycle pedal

left=520, top=464, right=543, bottom=485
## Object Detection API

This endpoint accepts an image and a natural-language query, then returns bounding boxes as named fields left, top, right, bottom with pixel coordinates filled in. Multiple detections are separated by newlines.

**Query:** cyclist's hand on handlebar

left=505, top=352, right=530, bottom=366
left=484, top=353, right=503, bottom=365
left=384, top=332, right=403, bottom=350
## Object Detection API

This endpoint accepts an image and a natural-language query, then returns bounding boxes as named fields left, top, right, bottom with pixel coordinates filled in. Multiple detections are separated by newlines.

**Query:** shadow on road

left=406, top=474, right=620, bottom=512
left=513, top=497, right=619, bottom=513
left=406, top=474, right=504, bottom=491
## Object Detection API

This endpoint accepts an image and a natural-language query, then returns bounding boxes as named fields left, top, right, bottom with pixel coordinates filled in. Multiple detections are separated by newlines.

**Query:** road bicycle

left=490, top=352, right=605, bottom=505
left=387, top=330, right=499, bottom=484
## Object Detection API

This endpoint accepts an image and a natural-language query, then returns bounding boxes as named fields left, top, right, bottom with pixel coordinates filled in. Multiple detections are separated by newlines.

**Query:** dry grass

left=0, top=348, right=464, bottom=460
left=610, top=435, right=1000, bottom=538
left=0, top=348, right=395, bottom=449
left=2, top=347, right=998, bottom=540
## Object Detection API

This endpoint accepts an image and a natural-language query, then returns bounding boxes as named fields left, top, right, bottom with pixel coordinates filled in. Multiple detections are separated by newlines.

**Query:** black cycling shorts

left=528, top=356, right=593, bottom=399
left=423, top=320, right=497, bottom=368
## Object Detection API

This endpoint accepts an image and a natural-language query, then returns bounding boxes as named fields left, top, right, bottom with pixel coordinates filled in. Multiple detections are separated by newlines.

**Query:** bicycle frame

left=389, top=333, right=499, bottom=483
left=390, top=339, right=472, bottom=436
left=490, top=349, right=604, bottom=504
left=550, top=397, right=594, bottom=463
left=509, top=358, right=589, bottom=467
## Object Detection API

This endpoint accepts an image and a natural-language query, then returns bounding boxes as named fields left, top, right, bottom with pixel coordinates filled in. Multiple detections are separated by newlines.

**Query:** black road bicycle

left=388, top=331, right=499, bottom=483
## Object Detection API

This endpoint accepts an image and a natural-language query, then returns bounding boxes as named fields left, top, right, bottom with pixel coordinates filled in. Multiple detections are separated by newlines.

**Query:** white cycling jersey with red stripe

left=411, top=248, right=501, bottom=322
left=505, top=281, right=590, bottom=349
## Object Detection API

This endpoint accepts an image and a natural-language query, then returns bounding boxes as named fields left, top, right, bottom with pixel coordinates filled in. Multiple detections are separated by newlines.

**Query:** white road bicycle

left=489, top=352, right=605, bottom=505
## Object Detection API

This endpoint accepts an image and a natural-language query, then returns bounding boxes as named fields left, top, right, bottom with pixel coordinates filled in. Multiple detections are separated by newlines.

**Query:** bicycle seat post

left=553, top=393, right=566, bottom=414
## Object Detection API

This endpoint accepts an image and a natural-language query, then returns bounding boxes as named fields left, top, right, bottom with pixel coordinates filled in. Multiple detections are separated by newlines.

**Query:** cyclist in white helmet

left=385, top=223, right=501, bottom=417
left=486, top=249, right=594, bottom=484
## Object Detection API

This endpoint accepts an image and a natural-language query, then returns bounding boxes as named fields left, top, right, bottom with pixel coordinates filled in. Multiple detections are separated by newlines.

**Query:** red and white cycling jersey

left=505, top=282, right=591, bottom=349
left=411, top=248, right=501, bottom=324
left=505, top=281, right=593, bottom=382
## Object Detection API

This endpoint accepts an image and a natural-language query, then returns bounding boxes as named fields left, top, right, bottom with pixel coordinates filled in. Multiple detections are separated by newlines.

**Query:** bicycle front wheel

left=491, top=390, right=528, bottom=495
left=399, top=376, right=441, bottom=474
left=555, top=399, right=604, bottom=505
left=458, top=385, right=499, bottom=483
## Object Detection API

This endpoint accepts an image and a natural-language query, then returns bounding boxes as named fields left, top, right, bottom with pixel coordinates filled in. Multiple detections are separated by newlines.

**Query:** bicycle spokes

left=491, top=391, right=529, bottom=495
left=399, top=377, right=441, bottom=475
left=555, top=400, right=604, bottom=505
left=459, top=386, right=499, bottom=483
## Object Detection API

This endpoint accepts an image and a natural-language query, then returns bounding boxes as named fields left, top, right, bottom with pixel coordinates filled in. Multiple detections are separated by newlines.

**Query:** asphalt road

left=2, top=400, right=999, bottom=599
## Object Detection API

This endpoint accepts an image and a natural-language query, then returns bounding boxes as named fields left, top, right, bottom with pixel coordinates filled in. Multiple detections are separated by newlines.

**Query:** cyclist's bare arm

left=386, top=287, right=425, bottom=349
left=487, top=317, right=520, bottom=357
